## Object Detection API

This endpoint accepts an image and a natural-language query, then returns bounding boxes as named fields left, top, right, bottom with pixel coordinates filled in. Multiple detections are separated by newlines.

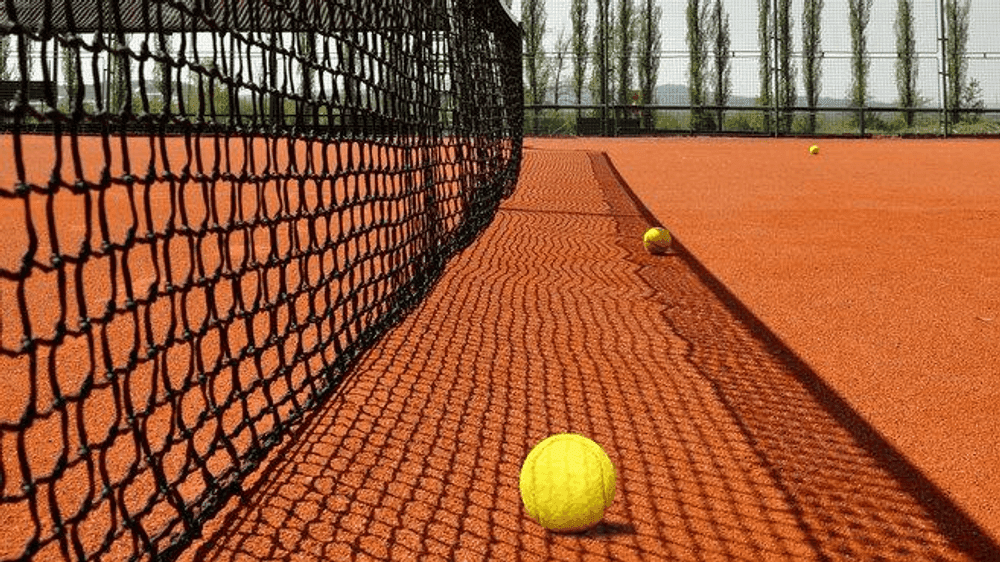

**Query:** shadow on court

left=178, top=148, right=1000, bottom=562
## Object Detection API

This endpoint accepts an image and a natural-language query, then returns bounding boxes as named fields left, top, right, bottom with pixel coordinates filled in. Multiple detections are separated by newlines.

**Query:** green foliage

left=802, top=0, right=823, bottom=133
left=298, top=33, right=316, bottom=97
left=524, top=108, right=573, bottom=135
left=848, top=0, right=873, bottom=112
left=589, top=0, right=614, bottom=107
left=61, top=45, right=79, bottom=113
left=895, top=0, right=918, bottom=126
left=637, top=0, right=662, bottom=103
left=776, top=0, right=795, bottom=133
left=616, top=0, right=636, bottom=106
left=551, top=32, right=571, bottom=105
left=710, top=0, right=732, bottom=131
left=155, top=34, right=173, bottom=113
left=944, top=0, right=971, bottom=124
left=109, top=34, right=130, bottom=114
left=727, top=110, right=768, bottom=133
left=757, top=0, right=772, bottom=132
left=637, top=0, right=662, bottom=129
left=687, top=0, right=713, bottom=131
left=951, top=115, right=1000, bottom=134
left=0, top=35, right=11, bottom=81
left=656, top=110, right=689, bottom=131
left=961, top=78, right=985, bottom=123
left=570, top=0, right=589, bottom=106
left=166, top=58, right=233, bottom=122
left=522, top=0, right=550, bottom=105
left=146, top=96, right=165, bottom=116
left=520, top=108, right=573, bottom=135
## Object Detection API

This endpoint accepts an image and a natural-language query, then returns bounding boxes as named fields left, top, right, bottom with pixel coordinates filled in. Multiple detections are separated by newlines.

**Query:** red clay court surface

left=3, top=136, right=999, bottom=560
left=175, top=137, right=998, bottom=561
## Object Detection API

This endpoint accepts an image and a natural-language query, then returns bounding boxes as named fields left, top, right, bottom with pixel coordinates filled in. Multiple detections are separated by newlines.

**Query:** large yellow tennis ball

left=642, top=226, right=672, bottom=254
left=519, top=433, right=616, bottom=533
left=809, top=144, right=820, bottom=155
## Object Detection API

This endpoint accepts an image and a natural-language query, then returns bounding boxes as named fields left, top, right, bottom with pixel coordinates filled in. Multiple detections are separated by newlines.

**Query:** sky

left=510, top=0, right=1000, bottom=105
left=5, top=1, right=998, bottom=108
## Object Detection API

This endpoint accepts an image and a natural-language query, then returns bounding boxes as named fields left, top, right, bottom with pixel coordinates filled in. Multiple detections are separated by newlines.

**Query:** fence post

left=937, top=0, right=950, bottom=137
left=772, top=0, right=780, bottom=137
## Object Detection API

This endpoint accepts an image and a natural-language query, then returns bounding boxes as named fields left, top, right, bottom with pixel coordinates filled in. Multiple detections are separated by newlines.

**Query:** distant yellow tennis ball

left=642, top=226, right=672, bottom=254
left=519, top=433, right=616, bottom=533
left=809, top=144, right=820, bottom=155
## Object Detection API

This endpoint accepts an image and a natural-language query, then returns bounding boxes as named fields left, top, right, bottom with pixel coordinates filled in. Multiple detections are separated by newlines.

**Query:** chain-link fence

left=518, top=0, right=1000, bottom=136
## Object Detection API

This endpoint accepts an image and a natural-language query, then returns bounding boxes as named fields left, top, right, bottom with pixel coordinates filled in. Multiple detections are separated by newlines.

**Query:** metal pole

left=106, top=34, right=112, bottom=111
left=772, top=0, right=779, bottom=136
left=937, top=0, right=950, bottom=136
left=602, top=2, right=609, bottom=136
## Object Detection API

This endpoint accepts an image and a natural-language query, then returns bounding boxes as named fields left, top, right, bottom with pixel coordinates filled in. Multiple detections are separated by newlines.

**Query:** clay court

left=5, top=0, right=999, bottom=556
left=173, top=136, right=998, bottom=561
left=8, top=134, right=997, bottom=560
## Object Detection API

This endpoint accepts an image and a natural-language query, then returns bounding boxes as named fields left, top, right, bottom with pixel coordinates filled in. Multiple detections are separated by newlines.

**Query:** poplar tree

left=776, top=0, right=795, bottom=132
left=616, top=0, right=636, bottom=106
left=758, top=0, right=773, bottom=133
left=687, top=0, right=712, bottom=131
left=848, top=0, right=873, bottom=125
left=155, top=34, right=173, bottom=114
left=802, top=0, right=823, bottom=133
left=522, top=0, right=550, bottom=132
left=710, top=0, right=731, bottom=131
left=894, top=0, right=917, bottom=127
left=637, top=0, right=662, bottom=129
left=571, top=0, right=589, bottom=114
left=590, top=0, right=613, bottom=117
left=522, top=0, right=549, bottom=107
left=62, top=44, right=79, bottom=114
left=109, top=34, right=130, bottom=113
left=944, top=0, right=972, bottom=124
left=0, top=34, right=10, bottom=81
left=551, top=32, right=571, bottom=104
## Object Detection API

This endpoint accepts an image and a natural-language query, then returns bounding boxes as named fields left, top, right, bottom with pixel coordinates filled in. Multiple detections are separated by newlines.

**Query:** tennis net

left=0, top=0, right=522, bottom=560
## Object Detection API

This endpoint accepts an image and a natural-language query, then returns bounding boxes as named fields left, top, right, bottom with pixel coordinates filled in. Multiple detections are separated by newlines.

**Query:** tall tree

left=155, top=34, right=173, bottom=114
left=522, top=0, right=549, bottom=106
left=637, top=0, right=662, bottom=130
left=522, top=0, right=549, bottom=132
left=551, top=31, right=571, bottom=105
left=109, top=34, right=130, bottom=114
left=571, top=0, right=589, bottom=113
left=590, top=0, right=613, bottom=120
left=710, top=0, right=731, bottom=131
left=848, top=0, right=873, bottom=125
left=297, top=32, right=316, bottom=126
left=757, top=0, right=773, bottom=133
left=62, top=44, right=79, bottom=114
left=944, top=0, right=972, bottom=124
left=895, top=0, right=918, bottom=126
left=616, top=0, right=636, bottom=107
left=0, top=34, right=10, bottom=81
left=687, top=0, right=712, bottom=131
left=802, top=0, right=823, bottom=133
left=776, top=0, right=795, bottom=132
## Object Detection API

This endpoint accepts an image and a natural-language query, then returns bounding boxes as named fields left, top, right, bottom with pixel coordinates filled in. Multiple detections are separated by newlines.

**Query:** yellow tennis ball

left=642, top=226, right=672, bottom=254
left=809, top=144, right=820, bottom=155
left=519, top=433, right=616, bottom=533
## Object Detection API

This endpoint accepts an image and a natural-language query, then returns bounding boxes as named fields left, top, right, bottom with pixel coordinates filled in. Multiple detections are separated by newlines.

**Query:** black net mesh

left=0, top=0, right=522, bottom=560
